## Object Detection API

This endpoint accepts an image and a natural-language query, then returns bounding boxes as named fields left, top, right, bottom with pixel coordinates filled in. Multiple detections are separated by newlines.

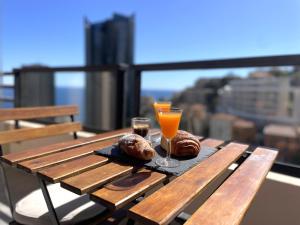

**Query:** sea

left=0, top=87, right=176, bottom=122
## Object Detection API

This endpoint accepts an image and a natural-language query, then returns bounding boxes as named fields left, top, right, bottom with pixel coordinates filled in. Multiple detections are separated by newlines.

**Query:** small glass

left=131, top=117, right=151, bottom=141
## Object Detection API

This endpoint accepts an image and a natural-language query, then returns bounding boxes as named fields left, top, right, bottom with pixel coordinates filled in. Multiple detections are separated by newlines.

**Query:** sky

left=2, top=0, right=300, bottom=90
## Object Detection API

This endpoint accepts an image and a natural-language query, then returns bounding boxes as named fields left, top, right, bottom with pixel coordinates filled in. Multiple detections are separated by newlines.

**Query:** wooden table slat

left=61, top=162, right=133, bottom=195
left=17, top=137, right=118, bottom=173
left=128, top=142, right=249, bottom=225
left=184, top=147, right=278, bottom=225
left=90, top=169, right=166, bottom=210
left=1, top=128, right=130, bottom=165
left=37, top=155, right=109, bottom=183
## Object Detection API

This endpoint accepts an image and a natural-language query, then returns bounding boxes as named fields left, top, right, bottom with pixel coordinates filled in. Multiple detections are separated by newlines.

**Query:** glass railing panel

left=140, top=66, right=300, bottom=167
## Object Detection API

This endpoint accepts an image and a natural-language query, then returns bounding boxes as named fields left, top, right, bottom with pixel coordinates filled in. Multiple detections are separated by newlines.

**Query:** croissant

left=161, top=130, right=201, bottom=157
left=119, top=134, right=156, bottom=160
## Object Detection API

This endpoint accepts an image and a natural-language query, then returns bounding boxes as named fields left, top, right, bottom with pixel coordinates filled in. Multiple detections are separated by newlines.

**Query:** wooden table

left=1, top=129, right=278, bottom=225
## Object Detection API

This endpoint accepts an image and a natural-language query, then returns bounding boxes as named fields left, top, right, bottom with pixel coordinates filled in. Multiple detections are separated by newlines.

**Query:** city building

left=182, top=104, right=208, bottom=136
left=232, top=119, right=256, bottom=144
left=219, top=76, right=300, bottom=126
left=84, top=14, right=134, bottom=131
left=209, top=113, right=256, bottom=143
left=264, top=124, right=300, bottom=163
left=16, top=65, right=54, bottom=107
left=209, top=113, right=237, bottom=141
left=172, top=76, right=237, bottom=113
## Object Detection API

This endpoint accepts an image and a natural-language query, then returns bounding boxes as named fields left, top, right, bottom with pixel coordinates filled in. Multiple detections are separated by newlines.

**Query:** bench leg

left=38, top=178, right=60, bottom=225
left=70, top=115, right=78, bottom=139
left=0, top=161, right=14, bottom=221
left=126, top=218, right=135, bottom=225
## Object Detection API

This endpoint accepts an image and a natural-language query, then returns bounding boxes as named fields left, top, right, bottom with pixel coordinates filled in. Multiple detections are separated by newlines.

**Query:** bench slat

left=17, top=137, right=118, bottom=173
left=0, top=105, right=79, bottom=121
left=61, top=162, right=133, bottom=195
left=90, top=169, right=166, bottom=210
left=184, top=147, right=278, bottom=225
left=37, top=155, right=109, bottom=183
left=1, top=128, right=130, bottom=165
left=0, top=122, right=81, bottom=145
left=128, top=142, right=248, bottom=225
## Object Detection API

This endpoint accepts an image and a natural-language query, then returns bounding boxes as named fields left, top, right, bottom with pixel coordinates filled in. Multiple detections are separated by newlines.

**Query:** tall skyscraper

left=84, top=14, right=134, bottom=131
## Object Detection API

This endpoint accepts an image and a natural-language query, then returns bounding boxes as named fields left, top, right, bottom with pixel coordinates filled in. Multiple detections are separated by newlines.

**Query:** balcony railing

left=1, top=54, right=300, bottom=114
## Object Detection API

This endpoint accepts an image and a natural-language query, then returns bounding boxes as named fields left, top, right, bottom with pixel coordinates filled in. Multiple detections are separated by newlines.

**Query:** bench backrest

left=0, top=105, right=81, bottom=146
left=0, top=105, right=79, bottom=121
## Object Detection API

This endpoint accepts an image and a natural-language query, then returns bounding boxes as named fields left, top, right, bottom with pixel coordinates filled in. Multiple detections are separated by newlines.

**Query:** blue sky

left=2, top=0, right=300, bottom=90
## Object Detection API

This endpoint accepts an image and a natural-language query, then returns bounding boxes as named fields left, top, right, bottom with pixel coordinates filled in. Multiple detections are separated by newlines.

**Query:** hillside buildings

left=219, top=76, right=300, bottom=126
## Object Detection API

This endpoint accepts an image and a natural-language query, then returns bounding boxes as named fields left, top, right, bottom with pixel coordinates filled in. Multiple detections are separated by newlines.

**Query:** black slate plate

left=94, top=143, right=218, bottom=176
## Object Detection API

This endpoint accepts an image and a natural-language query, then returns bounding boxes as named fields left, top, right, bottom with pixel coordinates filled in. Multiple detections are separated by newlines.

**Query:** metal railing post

left=13, top=70, right=21, bottom=107
left=133, top=69, right=141, bottom=118
left=116, top=68, right=126, bottom=128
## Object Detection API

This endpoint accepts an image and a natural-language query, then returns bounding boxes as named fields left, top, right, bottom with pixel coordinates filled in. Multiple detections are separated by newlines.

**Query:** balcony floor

left=0, top=165, right=39, bottom=224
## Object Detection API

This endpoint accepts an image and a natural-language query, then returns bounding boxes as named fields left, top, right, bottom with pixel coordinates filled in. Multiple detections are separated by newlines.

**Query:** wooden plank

left=0, top=105, right=79, bottom=121
left=17, top=137, right=118, bottom=173
left=200, top=138, right=224, bottom=148
left=184, top=147, right=278, bottom=225
left=37, top=155, right=109, bottom=183
left=0, top=122, right=81, bottom=145
left=61, top=162, right=133, bottom=195
left=90, top=169, right=166, bottom=210
left=1, top=128, right=130, bottom=165
left=128, top=142, right=249, bottom=225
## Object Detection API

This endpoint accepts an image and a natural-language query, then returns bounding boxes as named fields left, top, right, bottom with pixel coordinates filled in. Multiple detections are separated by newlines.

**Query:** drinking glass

left=152, top=101, right=171, bottom=143
left=156, top=107, right=182, bottom=168
left=131, top=117, right=151, bottom=141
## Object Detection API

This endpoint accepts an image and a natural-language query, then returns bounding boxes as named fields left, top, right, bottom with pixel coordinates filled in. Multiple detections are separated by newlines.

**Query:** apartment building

left=219, top=76, right=300, bottom=125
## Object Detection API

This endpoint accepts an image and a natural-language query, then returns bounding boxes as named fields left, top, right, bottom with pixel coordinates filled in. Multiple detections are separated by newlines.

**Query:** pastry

left=161, top=130, right=201, bottom=157
left=119, top=134, right=156, bottom=160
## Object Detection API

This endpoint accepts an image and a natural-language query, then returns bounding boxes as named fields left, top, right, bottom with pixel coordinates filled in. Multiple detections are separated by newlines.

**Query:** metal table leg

left=38, top=178, right=60, bottom=225
left=0, top=162, right=14, bottom=219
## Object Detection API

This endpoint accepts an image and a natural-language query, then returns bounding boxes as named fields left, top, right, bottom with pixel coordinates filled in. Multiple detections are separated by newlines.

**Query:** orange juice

left=153, top=102, right=171, bottom=122
left=159, top=112, right=182, bottom=139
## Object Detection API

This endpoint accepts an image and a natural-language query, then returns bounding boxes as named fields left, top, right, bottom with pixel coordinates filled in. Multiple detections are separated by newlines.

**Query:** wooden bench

left=0, top=123, right=132, bottom=225
left=0, top=105, right=81, bottom=153
left=0, top=105, right=80, bottom=225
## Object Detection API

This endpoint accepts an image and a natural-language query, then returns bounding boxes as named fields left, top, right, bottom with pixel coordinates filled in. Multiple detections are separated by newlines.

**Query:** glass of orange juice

left=153, top=101, right=171, bottom=123
left=156, top=107, right=182, bottom=168
left=152, top=101, right=171, bottom=143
